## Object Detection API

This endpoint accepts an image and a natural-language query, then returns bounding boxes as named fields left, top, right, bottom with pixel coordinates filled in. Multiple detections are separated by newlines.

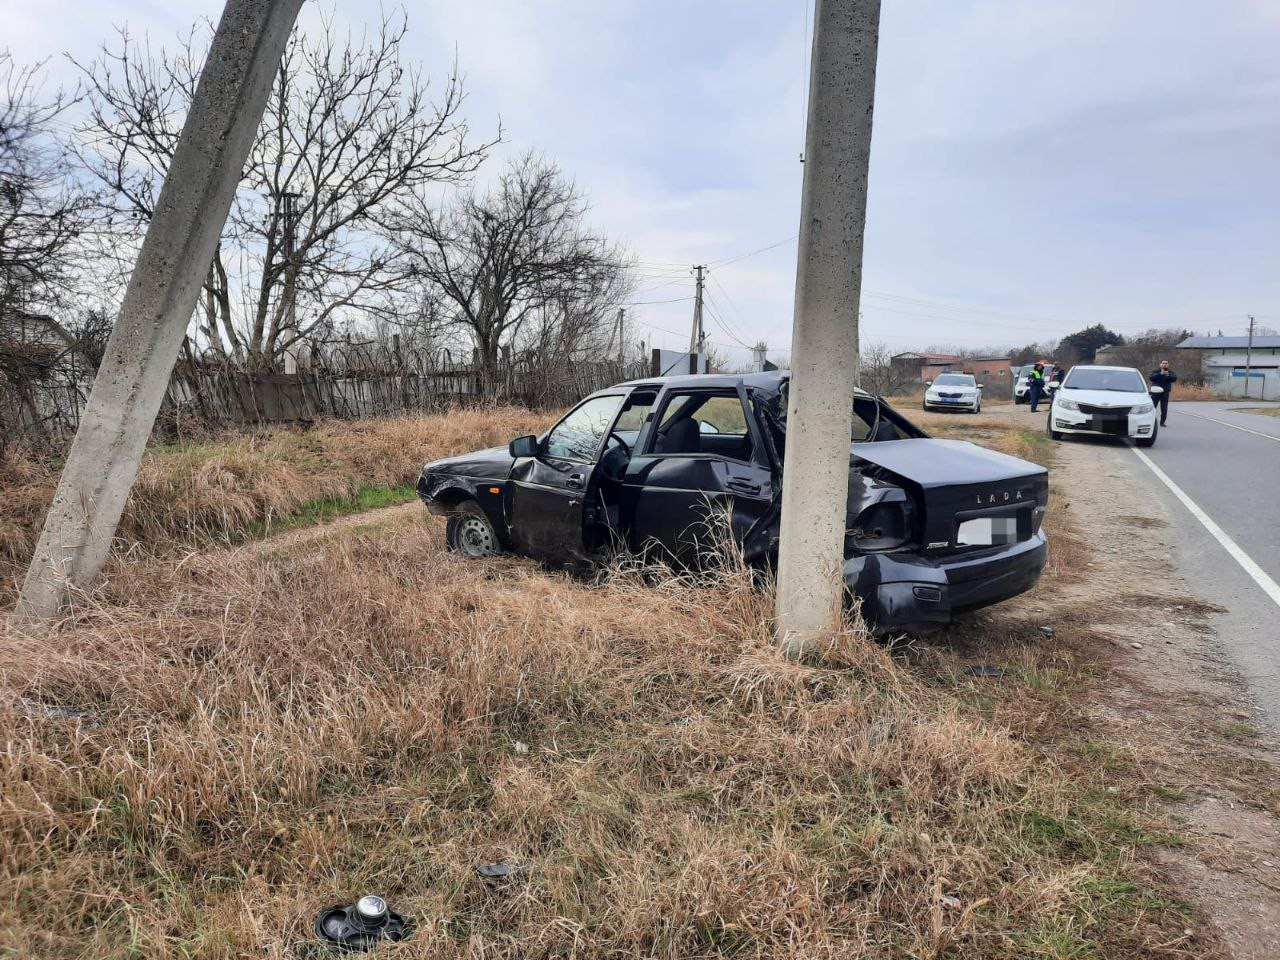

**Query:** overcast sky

left=9, top=0, right=1279, bottom=365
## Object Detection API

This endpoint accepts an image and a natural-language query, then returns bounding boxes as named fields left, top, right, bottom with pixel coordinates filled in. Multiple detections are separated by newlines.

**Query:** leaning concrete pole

left=775, top=0, right=881, bottom=656
left=13, top=0, right=304, bottom=623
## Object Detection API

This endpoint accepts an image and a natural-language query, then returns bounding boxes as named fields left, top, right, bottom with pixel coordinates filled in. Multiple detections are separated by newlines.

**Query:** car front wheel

left=1136, top=424, right=1157, bottom=448
left=446, top=501, right=501, bottom=558
left=1047, top=412, right=1063, bottom=441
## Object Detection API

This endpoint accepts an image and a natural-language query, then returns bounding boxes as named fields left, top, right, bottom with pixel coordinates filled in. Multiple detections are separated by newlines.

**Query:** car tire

left=1136, top=424, right=1157, bottom=448
left=446, top=500, right=501, bottom=558
left=1047, top=413, right=1063, bottom=441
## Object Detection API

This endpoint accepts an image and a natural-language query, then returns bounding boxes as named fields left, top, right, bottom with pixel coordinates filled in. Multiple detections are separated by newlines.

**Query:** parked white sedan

left=1047, top=365, right=1158, bottom=447
left=923, top=373, right=982, bottom=413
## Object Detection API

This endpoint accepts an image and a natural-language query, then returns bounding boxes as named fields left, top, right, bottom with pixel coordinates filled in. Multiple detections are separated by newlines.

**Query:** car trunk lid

left=850, top=438, right=1047, bottom=552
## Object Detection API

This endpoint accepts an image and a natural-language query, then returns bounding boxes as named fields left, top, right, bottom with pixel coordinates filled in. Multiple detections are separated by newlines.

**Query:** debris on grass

left=314, top=895, right=411, bottom=952
left=475, top=861, right=532, bottom=883
left=966, top=664, right=1007, bottom=678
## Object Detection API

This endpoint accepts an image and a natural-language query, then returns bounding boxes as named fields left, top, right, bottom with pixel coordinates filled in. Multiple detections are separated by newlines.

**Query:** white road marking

left=1176, top=408, right=1280, bottom=443
left=1131, top=447, right=1280, bottom=610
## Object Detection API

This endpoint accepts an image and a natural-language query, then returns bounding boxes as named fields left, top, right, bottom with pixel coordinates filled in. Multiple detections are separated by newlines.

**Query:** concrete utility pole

left=14, top=0, right=305, bottom=623
left=1244, top=315, right=1255, bottom=399
left=615, top=307, right=627, bottom=363
left=775, top=0, right=881, bottom=656
left=688, top=264, right=706, bottom=372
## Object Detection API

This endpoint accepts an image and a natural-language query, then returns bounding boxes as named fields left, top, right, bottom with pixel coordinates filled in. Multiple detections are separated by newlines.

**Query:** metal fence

left=1, top=339, right=649, bottom=452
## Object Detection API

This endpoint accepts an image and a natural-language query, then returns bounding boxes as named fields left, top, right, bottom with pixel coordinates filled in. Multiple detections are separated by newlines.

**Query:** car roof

left=604, top=369, right=874, bottom=400
left=1067, top=364, right=1141, bottom=374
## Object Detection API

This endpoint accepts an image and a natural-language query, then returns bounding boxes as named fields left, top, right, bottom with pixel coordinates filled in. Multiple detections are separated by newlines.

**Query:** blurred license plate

left=941, top=397, right=960, bottom=403
left=957, top=517, right=1018, bottom=546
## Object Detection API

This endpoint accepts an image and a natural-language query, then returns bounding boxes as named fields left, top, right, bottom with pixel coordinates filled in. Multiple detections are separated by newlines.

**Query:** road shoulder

left=1033, top=423, right=1280, bottom=959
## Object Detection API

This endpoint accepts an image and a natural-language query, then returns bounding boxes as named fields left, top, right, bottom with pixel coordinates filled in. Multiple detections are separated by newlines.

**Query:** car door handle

left=726, top=478, right=762, bottom=495
left=566, top=473, right=585, bottom=489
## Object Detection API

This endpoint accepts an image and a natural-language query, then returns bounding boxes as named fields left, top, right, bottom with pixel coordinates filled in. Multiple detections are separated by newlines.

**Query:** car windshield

left=1063, top=368, right=1145, bottom=393
left=933, top=374, right=975, bottom=387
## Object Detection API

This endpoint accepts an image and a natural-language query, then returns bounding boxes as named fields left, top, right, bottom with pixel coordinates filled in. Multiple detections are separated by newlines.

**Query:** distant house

left=890, top=352, right=1012, bottom=388
left=0, top=309, right=77, bottom=350
left=1177, top=334, right=1280, bottom=399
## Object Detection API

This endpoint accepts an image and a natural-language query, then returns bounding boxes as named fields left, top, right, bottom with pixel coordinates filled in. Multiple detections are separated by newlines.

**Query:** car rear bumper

left=843, top=531, right=1048, bottom=634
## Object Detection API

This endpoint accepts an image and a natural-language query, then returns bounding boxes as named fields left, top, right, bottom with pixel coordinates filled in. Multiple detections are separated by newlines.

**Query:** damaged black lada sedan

left=417, top=371, right=1048, bottom=633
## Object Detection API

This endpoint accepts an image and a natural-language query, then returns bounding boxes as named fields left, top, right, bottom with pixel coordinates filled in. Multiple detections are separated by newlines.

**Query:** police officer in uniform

left=1028, top=361, right=1046, bottom=412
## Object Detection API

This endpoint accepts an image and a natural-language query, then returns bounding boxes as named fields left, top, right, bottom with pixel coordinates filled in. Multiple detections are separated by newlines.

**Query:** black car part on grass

left=315, top=895, right=411, bottom=952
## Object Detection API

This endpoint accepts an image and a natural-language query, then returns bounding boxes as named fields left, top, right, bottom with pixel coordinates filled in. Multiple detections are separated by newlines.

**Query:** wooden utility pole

left=14, top=0, right=305, bottom=623
left=775, top=0, right=881, bottom=656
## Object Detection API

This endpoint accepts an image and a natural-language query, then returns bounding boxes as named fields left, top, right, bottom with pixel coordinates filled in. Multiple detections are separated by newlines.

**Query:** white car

left=1047, top=365, right=1158, bottom=447
left=923, top=373, right=982, bottom=413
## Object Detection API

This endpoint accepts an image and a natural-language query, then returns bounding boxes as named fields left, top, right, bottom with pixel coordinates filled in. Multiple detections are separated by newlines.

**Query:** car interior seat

left=656, top=416, right=700, bottom=454
left=871, top=419, right=899, bottom=442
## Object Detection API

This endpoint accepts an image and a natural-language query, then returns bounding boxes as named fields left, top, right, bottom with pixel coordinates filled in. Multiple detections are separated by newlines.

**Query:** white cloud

left=7, top=0, right=1278, bottom=352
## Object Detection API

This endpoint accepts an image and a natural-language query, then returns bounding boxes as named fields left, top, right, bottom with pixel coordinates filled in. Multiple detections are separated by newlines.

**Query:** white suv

left=1047, top=365, right=1158, bottom=447
left=923, top=373, right=982, bottom=413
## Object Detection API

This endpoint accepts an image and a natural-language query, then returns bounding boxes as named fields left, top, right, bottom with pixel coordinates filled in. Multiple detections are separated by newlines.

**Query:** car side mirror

left=509, top=435, right=539, bottom=458
left=977, top=383, right=984, bottom=390
left=1148, top=385, right=1164, bottom=395
left=924, top=379, right=932, bottom=386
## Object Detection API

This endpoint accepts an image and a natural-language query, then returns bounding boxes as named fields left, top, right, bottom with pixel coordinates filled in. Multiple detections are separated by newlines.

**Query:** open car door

left=506, top=394, right=624, bottom=561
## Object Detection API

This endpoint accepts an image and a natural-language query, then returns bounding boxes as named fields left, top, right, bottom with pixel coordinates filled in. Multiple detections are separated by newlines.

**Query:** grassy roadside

left=0, top=405, right=1212, bottom=958
left=1231, top=406, right=1280, bottom=417
left=238, top=483, right=419, bottom=541
left=0, top=407, right=553, bottom=602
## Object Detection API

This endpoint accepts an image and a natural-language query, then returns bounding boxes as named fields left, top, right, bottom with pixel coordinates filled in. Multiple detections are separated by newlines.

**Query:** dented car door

left=619, top=385, right=774, bottom=563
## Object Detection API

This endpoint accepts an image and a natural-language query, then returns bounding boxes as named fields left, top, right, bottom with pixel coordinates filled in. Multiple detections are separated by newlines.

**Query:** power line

left=705, top=272, right=757, bottom=345
left=709, top=234, right=798, bottom=268
left=629, top=295, right=694, bottom=306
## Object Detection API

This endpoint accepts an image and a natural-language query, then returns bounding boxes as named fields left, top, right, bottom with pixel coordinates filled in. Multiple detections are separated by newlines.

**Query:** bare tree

left=388, top=153, right=632, bottom=392
left=72, top=11, right=493, bottom=369
left=858, top=340, right=915, bottom=396
left=0, top=53, right=92, bottom=317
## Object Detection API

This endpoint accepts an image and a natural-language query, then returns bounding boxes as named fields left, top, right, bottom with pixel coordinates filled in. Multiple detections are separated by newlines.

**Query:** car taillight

left=849, top=501, right=912, bottom=551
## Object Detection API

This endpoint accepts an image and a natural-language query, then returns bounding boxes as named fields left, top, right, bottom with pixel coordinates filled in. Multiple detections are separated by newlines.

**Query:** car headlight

left=1133, top=402, right=1153, bottom=414
left=1056, top=397, right=1079, bottom=411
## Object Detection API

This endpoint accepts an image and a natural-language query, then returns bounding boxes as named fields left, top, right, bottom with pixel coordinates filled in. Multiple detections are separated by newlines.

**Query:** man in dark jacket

left=1028, top=361, right=1046, bottom=412
left=1149, top=359, right=1178, bottom=426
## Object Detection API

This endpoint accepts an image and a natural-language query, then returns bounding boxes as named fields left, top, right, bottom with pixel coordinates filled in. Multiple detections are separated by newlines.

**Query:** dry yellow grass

left=0, top=514, right=1189, bottom=959
left=0, top=404, right=1201, bottom=958
left=0, top=407, right=553, bottom=598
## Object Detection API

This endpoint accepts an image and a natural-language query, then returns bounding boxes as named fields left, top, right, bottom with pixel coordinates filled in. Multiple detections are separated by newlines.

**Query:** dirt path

left=988, top=403, right=1280, bottom=959
left=240, top=500, right=427, bottom=556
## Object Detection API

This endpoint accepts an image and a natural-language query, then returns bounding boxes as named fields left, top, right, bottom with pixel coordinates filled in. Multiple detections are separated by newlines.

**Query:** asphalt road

left=1133, top=401, right=1280, bottom=735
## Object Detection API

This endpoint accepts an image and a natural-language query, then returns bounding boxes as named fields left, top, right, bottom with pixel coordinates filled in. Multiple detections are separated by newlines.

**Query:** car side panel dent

left=417, top=473, right=509, bottom=542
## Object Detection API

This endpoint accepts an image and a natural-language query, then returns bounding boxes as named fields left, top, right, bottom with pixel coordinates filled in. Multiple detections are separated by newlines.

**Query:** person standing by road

left=1149, top=359, right=1178, bottom=426
left=1028, top=361, right=1046, bottom=412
